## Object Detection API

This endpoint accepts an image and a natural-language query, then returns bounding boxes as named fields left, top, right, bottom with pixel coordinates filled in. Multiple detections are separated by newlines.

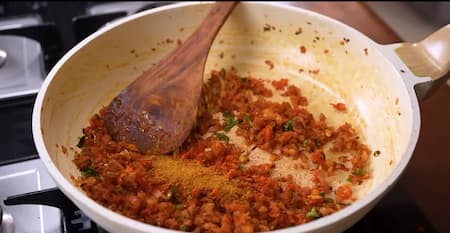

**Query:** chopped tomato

left=311, top=151, right=325, bottom=164
left=75, top=68, right=373, bottom=232
left=336, top=184, right=352, bottom=200
left=271, top=79, right=289, bottom=90
left=300, top=46, right=307, bottom=53
left=262, top=125, right=273, bottom=142
left=332, top=103, right=347, bottom=112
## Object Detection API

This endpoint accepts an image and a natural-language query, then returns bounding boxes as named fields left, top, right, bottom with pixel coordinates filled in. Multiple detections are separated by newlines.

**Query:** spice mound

left=73, top=68, right=372, bottom=232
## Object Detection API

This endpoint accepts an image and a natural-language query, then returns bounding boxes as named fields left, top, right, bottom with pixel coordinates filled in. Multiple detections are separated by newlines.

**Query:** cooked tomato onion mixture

left=74, top=69, right=371, bottom=233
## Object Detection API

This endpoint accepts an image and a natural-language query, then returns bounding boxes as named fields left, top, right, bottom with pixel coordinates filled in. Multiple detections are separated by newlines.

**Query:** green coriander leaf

left=352, top=168, right=365, bottom=176
left=283, top=118, right=294, bottom=131
left=113, top=186, right=124, bottom=194
left=215, top=132, right=230, bottom=142
left=81, top=167, right=99, bottom=178
left=180, top=225, right=190, bottom=231
left=223, top=112, right=238, bottom=132
left=314, top=139, right=322, bottom=147
left=306, top=206, right=320, bottom=218
left=170, top=185, right=178, bottom=195
left=338, top=202, right=351, bottom=206
left=303, top=139, right=309, bottom=147
left=168, top=185, right=180, bottom=203
left=244, top=114, right=252, bottom=127
left=214, top=200, right=226, bottom=212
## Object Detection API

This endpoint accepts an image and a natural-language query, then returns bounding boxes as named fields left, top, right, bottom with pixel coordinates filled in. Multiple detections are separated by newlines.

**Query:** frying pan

left=32, top=2, right=449, bottom=233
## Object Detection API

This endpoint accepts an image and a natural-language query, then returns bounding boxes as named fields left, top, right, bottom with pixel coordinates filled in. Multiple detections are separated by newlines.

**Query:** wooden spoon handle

left=187, top=2, right=238, bottom=49
left=166, top=2, right=238, bottom=82
left=139, top=2, right=238, bottom=89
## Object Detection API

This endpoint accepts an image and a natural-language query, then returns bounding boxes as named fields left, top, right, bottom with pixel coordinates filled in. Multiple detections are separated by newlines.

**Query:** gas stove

left=0, top=2, right=440, bottom=233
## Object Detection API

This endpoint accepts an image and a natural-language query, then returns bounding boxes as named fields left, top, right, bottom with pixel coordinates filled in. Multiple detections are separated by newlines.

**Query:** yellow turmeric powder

left=151, top=156, right=242, bottom=195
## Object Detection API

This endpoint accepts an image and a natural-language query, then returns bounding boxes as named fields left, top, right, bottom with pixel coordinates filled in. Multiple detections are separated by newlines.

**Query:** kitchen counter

left=281, top=2, right=450, bottom=233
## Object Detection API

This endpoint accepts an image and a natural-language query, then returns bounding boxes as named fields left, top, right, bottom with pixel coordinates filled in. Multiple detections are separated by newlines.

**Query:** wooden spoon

left=104, top=2, right=238, bottom=154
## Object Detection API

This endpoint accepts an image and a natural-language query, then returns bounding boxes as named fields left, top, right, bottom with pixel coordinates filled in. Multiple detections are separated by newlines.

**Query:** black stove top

left=0, top=2, right=440, bottom=233
left=0, top=96, right=37, bottom=165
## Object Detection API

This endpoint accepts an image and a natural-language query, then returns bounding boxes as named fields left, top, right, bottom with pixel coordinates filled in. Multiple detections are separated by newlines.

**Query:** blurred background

left=370, top=2, right=450, bottom=86
left=367, top=2, right=449, bottom=42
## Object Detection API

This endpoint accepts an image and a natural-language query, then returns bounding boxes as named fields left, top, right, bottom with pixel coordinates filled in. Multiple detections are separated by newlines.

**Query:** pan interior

left=36, top=2, right=414, bottom=231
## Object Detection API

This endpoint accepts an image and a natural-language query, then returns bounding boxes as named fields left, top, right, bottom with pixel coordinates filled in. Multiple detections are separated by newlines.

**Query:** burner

left=4, top=188, right=102, bottom=233
left=0, top=206, right=14, bottom=233
left=0, top=35, right=44, bottom=101
left=0, top=13, right=62, bottom=72
left=0, top=159, right=59, bottom=233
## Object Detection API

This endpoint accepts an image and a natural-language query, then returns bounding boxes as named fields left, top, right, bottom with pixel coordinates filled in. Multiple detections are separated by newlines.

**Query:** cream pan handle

left=395, top=24, right=450, bottom=99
